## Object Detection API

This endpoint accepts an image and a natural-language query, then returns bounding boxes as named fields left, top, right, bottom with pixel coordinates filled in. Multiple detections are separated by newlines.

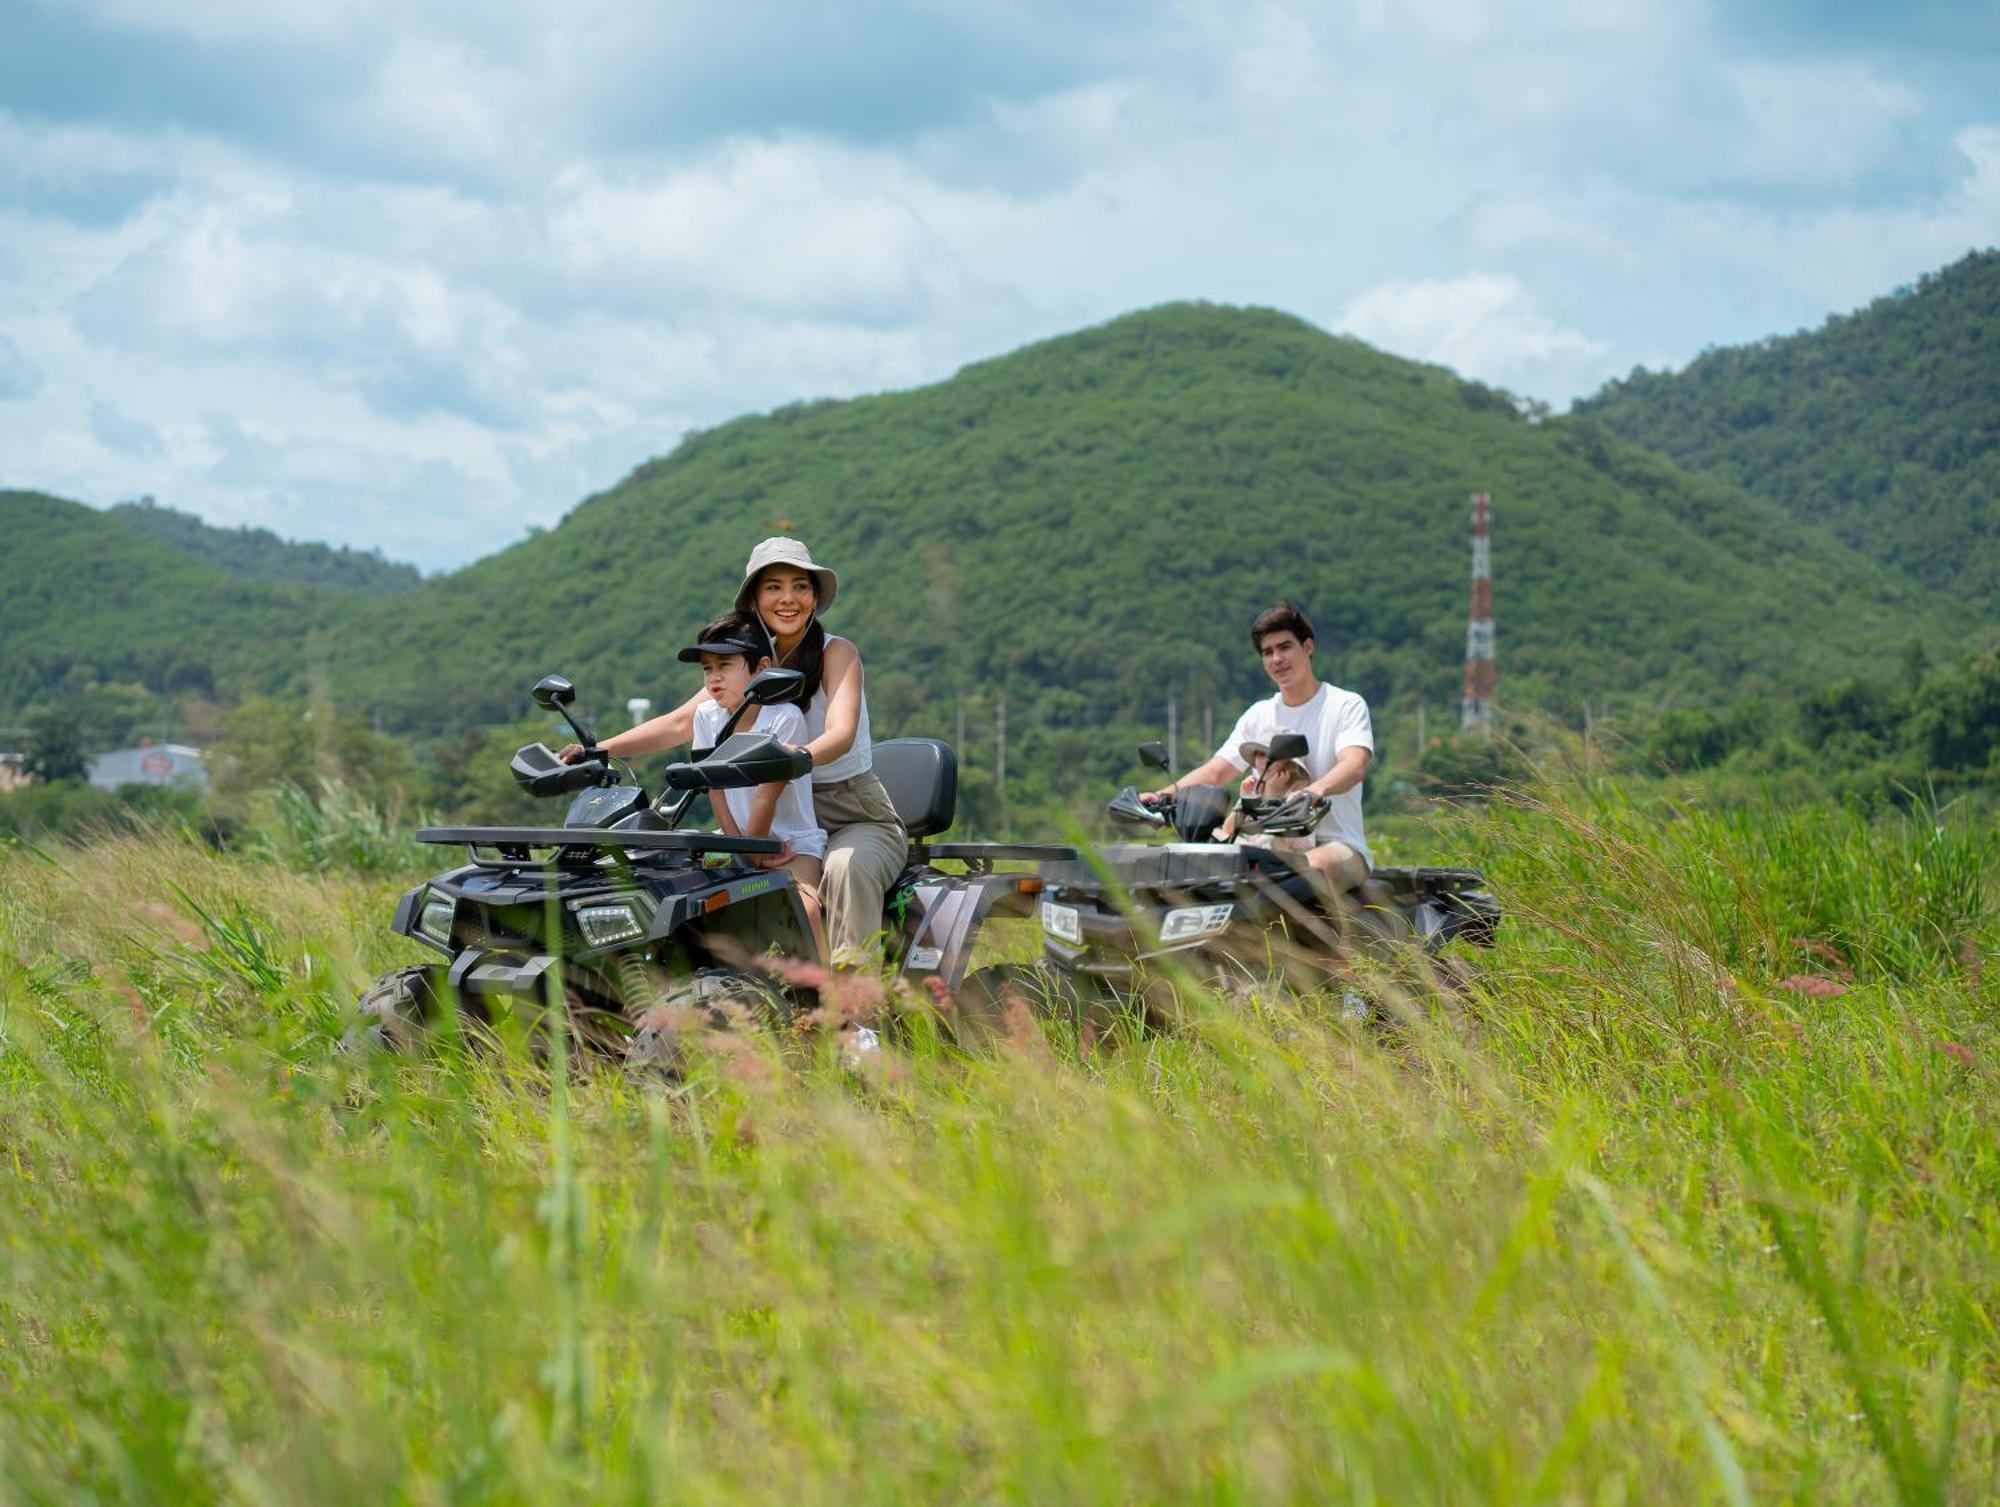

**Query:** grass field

left=0, top=783, right=1993, bottom=1503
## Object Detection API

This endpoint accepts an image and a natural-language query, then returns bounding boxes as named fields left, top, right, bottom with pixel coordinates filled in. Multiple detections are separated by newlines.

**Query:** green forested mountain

left=1, top=304, right=1960, bottom=795
left=109, top=498, right=422, bottom=593
left=1574, top=248, right=1999, bottom=608
left=0, top=491, right=330, bottom=706
left=319, top=305, right=1946, bottom=756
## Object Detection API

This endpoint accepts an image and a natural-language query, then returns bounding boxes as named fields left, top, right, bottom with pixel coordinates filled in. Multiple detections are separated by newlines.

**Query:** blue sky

left=1, top=0, right=1994, bottom=570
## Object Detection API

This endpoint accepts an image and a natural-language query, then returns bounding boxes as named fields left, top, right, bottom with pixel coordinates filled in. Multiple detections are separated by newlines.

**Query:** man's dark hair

left=1250, top=601, right=1315, bottom=651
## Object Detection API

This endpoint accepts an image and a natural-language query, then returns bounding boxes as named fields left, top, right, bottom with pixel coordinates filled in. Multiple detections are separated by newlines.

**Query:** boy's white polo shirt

left=692, top=699, right=827, bottom=860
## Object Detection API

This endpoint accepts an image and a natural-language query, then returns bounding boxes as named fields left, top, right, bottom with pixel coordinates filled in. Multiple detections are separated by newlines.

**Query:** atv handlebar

left=1233, top=791, right=1332, bottom=838
left=661, top=731, right=813, bottom=792
left=513, top=742, right=614, bottom=797
left=1108, top=783, right=1231, bottom=842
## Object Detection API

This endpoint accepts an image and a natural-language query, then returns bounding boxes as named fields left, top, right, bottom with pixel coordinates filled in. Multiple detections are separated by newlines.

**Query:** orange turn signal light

left=703, top=891, right=731, bottom=913
left=1016, top=877, right=1043, bottom=894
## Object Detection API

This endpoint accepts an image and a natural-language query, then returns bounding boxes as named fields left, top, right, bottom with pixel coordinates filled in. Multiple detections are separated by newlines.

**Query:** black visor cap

left=676, top=625, right=768, bottom=664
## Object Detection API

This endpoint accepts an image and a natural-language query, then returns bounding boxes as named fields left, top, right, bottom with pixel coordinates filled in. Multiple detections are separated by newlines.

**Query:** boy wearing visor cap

left=681, top=611, right=829, bottom=958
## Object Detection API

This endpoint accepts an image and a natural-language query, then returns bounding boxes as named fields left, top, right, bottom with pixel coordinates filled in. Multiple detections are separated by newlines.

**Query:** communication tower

left=1461, top=492, right=1496, bottom=735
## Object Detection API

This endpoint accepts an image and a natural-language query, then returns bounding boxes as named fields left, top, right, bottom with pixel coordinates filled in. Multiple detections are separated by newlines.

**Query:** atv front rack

left=416, top=826, right=784, bottom=862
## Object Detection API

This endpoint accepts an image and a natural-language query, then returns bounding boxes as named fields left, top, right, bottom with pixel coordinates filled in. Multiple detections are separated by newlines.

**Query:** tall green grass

left=0, top=785, right=1992, bottom=1503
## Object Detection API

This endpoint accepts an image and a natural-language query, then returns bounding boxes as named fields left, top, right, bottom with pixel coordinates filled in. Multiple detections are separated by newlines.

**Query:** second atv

left=1031, top=735, right=1499, bottom=1024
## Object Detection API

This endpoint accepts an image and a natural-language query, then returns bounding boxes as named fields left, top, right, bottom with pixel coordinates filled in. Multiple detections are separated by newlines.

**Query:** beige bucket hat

left=734, top=536, right=839, bottom=615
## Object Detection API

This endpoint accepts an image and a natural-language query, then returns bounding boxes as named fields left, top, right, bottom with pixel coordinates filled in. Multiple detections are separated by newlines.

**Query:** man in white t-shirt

left=1146, top=601, right=1374, bottom=889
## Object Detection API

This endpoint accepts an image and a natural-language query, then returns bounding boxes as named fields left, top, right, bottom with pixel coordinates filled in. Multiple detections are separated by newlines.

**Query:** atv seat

left=873, top=736, right=957, bottom=839
left=874, top=737, right=1075, bottom=875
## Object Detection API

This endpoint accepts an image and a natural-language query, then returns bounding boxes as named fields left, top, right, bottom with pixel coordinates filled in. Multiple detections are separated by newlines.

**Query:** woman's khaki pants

left=812, top=770, right=910, bottom=966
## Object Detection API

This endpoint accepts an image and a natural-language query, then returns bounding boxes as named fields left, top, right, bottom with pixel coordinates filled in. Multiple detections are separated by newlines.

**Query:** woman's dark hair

left=1249, top=601, right=1315, bottom=650
left=754, top=612, right=826, bottom=707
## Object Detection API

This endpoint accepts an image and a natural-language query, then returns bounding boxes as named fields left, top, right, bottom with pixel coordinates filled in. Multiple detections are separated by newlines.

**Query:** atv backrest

left=872, top=737, right=957, bottom=839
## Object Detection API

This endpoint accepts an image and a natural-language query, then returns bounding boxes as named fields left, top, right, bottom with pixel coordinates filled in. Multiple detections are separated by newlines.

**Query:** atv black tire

left=353, top=964, right=440, bottom=1052
left=624, top=967, right=788, bottom=1076
left=960, top=962, right=1109, bottom=1048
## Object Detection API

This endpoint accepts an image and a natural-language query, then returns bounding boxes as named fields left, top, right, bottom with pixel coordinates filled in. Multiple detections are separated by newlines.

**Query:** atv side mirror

left=531, top=672, right=597, bottom=749
left=744, top=667, right=804, bottom=706
left=1267, top=731, right=1309, bottom=764
left=710, top=666, right=806, bottom=744
left=532, top=674, right=576, bottom=711
left=1137, top=740, right=1170, bottom=771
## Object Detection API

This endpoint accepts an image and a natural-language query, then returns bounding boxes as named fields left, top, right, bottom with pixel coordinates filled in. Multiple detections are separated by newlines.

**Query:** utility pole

left=995, top=694, right=1006, bottom=793
left=1461, top=491, right=1497, bottom=736
left=1417, top=702, right=1426, bottom=758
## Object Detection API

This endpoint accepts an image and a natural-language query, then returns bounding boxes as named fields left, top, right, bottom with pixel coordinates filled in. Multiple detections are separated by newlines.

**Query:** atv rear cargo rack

left=918, top=840, right=1079, bottom=872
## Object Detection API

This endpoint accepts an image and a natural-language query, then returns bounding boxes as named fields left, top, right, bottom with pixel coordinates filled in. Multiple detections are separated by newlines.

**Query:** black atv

left=1031, top=735, right=1499, bottom=1025
left=356, top=671, right=1074, bottom=1058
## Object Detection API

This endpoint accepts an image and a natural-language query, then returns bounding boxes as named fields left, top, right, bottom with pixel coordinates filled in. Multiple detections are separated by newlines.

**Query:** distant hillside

left=316, top=304, right=1946, bottom=773
left=0, top=491, right=329, bottom=706
left=1574, top=249, right=1999, bottom=609
left=109, top=498, right=422, bottom=593
left=4, top=303, right=1957, bottom=796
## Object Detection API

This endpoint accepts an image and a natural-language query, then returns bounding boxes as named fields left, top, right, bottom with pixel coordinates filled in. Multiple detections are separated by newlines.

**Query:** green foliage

left=1644, top=701, right=1775, bottom=773
left=21, top=706, right=87, bottom=784
left=0, top=783, right=1992, bottom=1499
left=239, top=781, right=429, bottom=876
left=1622, top=650, right=2000, bottom=812
left=110, top=496, right=423, bottom=593
left=209, top=695, right=419, bottom=815
left=1576, top=249, right=2000, bottom=610
left=0, top=779, right=207, bottom=841
left=1415, top=732, right=1532, bottom=796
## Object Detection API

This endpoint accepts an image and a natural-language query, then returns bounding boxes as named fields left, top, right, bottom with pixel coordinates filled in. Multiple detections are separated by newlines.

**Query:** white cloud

left=0, top=333, right=42, bottom=399
left=1335, top=273, right=1613, bottom=395
left=547, top=141, right=974, bottom=324
left=1661, top=120, right=2000, bottom=309
left=1726, top=61, right=1922, bottom=191
left=0, top=2, right=1994, bottom=568
left=1462, top=197, right=1642, bottom=273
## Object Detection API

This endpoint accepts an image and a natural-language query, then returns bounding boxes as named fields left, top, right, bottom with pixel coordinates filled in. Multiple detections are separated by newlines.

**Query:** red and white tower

left=1461, top=492, right=1496, bottom=734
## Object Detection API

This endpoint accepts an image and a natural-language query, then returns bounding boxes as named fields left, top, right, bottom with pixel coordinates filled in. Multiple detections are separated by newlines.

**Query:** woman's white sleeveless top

left=801, top=633, right=873, bottom=785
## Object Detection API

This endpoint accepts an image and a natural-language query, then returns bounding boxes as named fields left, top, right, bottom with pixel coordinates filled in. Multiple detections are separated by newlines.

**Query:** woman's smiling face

left=755, top=567, right=817, bottom=639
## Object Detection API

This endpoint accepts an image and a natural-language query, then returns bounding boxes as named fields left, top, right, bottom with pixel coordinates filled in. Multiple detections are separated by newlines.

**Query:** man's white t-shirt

left=1216, top=681, right=1374, bottom=867
left=692, top=699, right=827, bottom=860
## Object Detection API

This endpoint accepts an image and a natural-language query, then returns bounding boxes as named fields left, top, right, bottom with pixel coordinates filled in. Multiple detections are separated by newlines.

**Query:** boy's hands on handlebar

left=556, top=743, right=587, bottom=764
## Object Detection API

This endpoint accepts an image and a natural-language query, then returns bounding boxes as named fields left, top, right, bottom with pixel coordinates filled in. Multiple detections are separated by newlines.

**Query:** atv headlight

left=1159, top=903, right=1234, bottom=943
left=1040, top=900, right=1082, bottom=946
left=417, top=893, right=456, bottom=947
left=576, top=902, right=646, bottom=948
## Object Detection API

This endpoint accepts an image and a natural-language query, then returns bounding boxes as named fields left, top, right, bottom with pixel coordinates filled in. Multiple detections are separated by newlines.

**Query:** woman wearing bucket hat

left=729, top=537, right=907, bottom=963
left=569, top=537, right=906, bottom=966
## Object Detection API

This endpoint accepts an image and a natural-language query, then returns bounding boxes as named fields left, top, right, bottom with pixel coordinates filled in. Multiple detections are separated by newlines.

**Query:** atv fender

left=895, top=870, right=1043, bottom=991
